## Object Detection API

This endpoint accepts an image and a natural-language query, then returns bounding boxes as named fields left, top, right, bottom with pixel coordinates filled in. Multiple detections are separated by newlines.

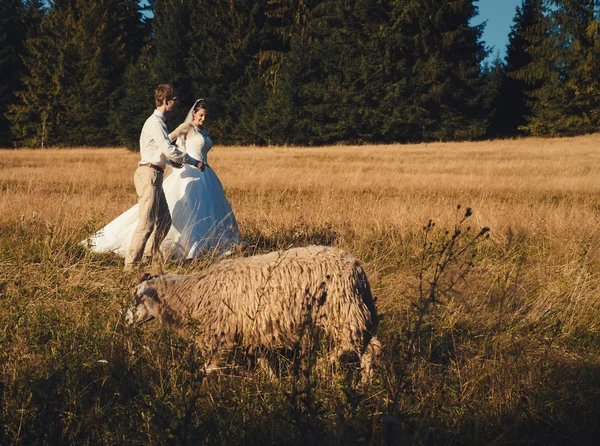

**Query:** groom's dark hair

left=155, top=84, right=178, bottom=107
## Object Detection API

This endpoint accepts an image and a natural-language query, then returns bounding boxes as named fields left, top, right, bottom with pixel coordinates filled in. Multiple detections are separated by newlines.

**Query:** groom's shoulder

left=148, top=110, right=162, bottom=121
left=142, top=111, right=160, bottom=127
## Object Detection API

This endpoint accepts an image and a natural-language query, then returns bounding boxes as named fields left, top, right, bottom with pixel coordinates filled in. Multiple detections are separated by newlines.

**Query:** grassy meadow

left=2, top=135, right=600, bottom=444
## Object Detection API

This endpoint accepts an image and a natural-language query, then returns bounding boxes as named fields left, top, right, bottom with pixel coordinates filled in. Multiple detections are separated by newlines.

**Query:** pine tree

left=7, top=3, right=62, bottom=147
left=110, top=49, right=157, bottom=150
left=58, top=0, right=113, bottom=146
left=0, top=0, right=25, bottom=147
left=0, top=0, right=44, bottom=147
left=109, top=0, right=153, bottom=149
left=22, top=0, right=46, bottom=40
left=243, top=0, right=323, bottom=145
left=284, top=0, right=390, bottom=145
left=150, top=0, right=193, bottom=127
left=480, top=56, right=506, bottom=138
left=185, top=0, right=275, bottom=145
left=61, top=0, right=147, bottom=146
left=246, top=0, right=391, bottom=145
left=517, top=0, right=600, bottom=135
left=379, top=0, right=489, bottom=142
left=9, top=0, right=146, bottom=147
left=488, top=0, right=544, bottom=137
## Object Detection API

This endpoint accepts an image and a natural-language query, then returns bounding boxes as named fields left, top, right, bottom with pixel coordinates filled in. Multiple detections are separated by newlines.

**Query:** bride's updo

left=193, top=99, right=207, bottom=113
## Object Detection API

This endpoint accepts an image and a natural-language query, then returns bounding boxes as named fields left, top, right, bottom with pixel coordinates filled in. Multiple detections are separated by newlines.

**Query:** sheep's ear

left=147, top=266, right=163, bottom=277
left=138, top=272, right=153, bottom=283
left=138, top=268, right=161, bottom=283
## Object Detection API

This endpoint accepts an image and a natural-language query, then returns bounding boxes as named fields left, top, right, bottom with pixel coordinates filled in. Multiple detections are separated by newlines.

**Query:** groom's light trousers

left=124, top=165, right=172, bottom=270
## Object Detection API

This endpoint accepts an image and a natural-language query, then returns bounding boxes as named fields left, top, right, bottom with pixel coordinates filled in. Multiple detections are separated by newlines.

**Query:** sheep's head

left=125, top=279, right=161, bottom=326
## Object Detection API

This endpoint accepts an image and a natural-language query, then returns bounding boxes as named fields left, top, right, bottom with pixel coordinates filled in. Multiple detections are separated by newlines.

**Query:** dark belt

left=139, top=163, right=164, bottom=174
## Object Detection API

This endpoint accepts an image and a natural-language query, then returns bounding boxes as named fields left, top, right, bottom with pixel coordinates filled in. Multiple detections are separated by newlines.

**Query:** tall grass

left=2, top=135, right=600, bottom=444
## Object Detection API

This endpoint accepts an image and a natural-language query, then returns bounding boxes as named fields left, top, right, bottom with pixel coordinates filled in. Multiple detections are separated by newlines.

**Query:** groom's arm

left=151, top=119, right=204, bottom=169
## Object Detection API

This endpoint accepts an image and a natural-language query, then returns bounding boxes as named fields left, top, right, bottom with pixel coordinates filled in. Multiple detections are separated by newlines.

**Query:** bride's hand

left=196, top=161, right=206, bottom=172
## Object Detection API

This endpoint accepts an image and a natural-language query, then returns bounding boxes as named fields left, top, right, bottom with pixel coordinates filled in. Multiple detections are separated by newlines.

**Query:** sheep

left=126, top=245, right=381, bottom=380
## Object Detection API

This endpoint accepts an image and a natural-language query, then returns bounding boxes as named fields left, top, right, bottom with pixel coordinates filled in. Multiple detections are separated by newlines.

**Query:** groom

left=124, top=84, right=205, bottom=271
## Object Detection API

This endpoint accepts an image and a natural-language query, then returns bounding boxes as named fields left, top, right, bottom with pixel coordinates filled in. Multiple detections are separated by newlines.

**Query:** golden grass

left=2, top=135, right=600, bottom=443
left=2, top=135, right=599, bottom=236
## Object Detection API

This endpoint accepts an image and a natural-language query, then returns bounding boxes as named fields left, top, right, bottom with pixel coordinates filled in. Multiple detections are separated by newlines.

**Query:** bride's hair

left=185, top=99, right=208, bottom=124
left=193, top=99, right=207, bottom=113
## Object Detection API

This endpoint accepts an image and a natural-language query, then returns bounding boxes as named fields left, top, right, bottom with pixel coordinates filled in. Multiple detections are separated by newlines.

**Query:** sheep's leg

left=203, top=353, right=221, bottom=374
left=256, top=357, right=277, bottom=380
left=360, top=336, right=382, bottom=384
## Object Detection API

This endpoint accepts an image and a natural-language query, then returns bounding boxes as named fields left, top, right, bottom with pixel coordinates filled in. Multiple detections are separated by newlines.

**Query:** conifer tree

left=109, top=1, right=153, bottom=149
left=110, top=49, right=157, bottom=150
left=0, top=0, right=26, bottom=146
left=62, top=0, right=147, bottom=146
left=481, top=56, right=506, bottom=126
left=22, top=0, right=46, bottom=40
left=150, top=0, right=193, bottom=127
left=246, top=0, right=390, bottom=145
left=284, top=0, right=389, bottom=145
left=7, top=3, right=62, bottom=147
left=8, top=0, right=145, bottom=147
left=379, top=0, right=488, bottom=142
left=0, top=0, right=44, bottom=147
left=517, top=0, right=600, bottom=135
left=240, top=0, right=321, bottom=145
left=488, top=0, right=544, bottom=137
left=186, top=0, right=275, bottom=144
left=58, top=0, right=113, bottom=146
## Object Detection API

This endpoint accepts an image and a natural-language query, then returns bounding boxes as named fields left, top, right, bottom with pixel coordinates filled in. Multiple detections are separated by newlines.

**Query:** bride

left=84, top=99, right=240, bottom=261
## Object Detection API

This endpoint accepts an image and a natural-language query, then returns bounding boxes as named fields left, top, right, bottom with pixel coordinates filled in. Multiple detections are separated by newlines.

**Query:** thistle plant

left=383, top=206, right=491, bottom=434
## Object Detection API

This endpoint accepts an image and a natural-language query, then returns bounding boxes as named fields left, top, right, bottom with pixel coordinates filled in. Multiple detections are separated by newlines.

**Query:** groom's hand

left=196, top=161, right=205, bottom=172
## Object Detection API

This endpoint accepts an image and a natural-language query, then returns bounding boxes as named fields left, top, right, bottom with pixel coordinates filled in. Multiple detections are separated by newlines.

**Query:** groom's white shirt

left=139, top=109, right=198, bottom=169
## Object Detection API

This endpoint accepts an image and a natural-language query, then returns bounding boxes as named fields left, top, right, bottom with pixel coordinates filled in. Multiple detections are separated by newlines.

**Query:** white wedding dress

left=84, top=127, right=240, bottom=260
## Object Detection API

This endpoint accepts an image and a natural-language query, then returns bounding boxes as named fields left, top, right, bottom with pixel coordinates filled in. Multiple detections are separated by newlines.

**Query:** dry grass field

left=2, top=135, right=600, bottom=444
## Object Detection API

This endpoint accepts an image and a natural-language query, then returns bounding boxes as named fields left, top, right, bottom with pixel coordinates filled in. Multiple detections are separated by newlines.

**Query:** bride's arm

left=168, top=122, right=192, bottom=141
left=166, top=123, right=192, bottom=169
left=175, top=126, right=195, bottom=150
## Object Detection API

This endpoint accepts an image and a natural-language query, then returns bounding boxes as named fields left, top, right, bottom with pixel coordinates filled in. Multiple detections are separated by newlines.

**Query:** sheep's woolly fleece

left=129, top=245, right=381, bottom=374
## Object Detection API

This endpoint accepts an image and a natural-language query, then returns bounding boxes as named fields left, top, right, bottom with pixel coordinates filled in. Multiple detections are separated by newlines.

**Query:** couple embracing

left=86, top=84, right=239, bottom=270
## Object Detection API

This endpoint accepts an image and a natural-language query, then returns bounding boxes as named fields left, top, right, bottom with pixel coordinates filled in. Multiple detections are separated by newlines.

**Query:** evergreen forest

left=1, top=0, right=600, bottom=148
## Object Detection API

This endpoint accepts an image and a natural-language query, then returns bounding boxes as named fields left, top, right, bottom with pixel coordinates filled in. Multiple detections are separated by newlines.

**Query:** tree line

left=1, top=0, right=599, bottom=148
